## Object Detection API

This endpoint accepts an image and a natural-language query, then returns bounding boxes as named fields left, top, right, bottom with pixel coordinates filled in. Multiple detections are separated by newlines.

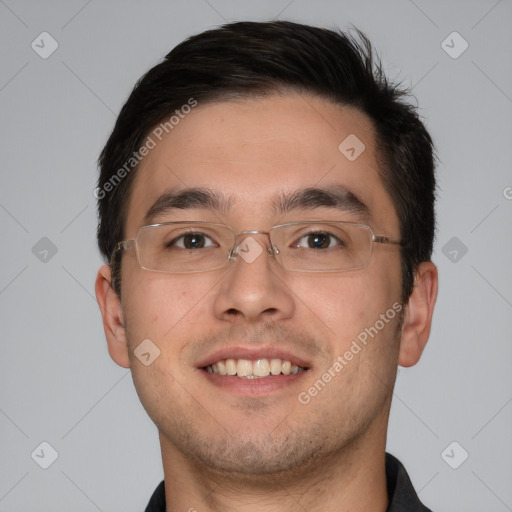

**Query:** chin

left=167, top=421, right=331, bottom=480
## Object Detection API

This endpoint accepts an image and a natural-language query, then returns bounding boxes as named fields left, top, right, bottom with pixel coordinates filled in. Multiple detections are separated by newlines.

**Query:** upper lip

left=197, top=346, right=311, bottom=369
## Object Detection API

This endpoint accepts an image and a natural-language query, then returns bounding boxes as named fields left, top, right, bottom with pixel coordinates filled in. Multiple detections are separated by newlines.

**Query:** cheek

left=288, top=266, right=401, bottom=351
left=122, top=269, right=221, bottom=351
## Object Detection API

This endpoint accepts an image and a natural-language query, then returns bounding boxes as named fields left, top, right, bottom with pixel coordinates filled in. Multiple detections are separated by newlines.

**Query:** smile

left=204, top=358, right=307, bottom=378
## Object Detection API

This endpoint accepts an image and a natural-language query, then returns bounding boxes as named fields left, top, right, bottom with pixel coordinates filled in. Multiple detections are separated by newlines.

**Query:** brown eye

left=307, top=233, right=329, bottom=249
left=296, top=232, right=343, bottom=249
left=182, top=234, right=206, bottom=249
left=167, top=233, right=216, bottom=249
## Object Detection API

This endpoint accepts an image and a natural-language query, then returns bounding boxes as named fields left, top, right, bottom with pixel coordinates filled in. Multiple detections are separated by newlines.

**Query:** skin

left=96, top=93, right=438, bottom=512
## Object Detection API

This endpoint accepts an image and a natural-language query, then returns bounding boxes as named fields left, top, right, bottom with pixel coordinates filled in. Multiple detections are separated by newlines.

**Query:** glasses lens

left=274, top=222, right=372, bottom=271
left=136, top=223, right=234, bottom=273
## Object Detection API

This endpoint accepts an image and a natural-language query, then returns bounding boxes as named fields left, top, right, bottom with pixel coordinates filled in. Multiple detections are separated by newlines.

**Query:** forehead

left=125, top=93, right=398, bottom=234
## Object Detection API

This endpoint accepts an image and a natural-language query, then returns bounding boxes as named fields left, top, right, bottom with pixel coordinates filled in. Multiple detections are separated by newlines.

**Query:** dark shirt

left=145, top=452, right=432, bottom=511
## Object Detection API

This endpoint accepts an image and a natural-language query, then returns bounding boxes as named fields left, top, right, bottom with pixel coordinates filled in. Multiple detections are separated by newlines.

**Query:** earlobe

left=95, top=264, right=131, bottom=368
left=398, top=261, right=438, bottom=367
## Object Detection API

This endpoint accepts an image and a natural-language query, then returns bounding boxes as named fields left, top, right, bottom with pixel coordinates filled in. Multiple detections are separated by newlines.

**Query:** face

left=107, top=93, right=407, bottom=476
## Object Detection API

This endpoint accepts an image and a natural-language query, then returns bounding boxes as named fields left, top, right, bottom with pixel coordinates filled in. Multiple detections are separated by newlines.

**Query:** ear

left=398, top=261, right=438, bottom=367
left=95, top=264, right=130, bottom=368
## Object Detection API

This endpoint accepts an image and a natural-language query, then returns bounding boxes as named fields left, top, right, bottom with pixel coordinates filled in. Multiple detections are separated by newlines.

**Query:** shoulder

left=144, top=480, right=166, bottom=512
left=385, top=453, right=434, bottom=512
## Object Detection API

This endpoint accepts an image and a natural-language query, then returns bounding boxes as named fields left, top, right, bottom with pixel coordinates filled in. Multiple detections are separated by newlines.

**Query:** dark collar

left=145, top=453, right=432, bottom=512
left=385, top=453, right=432, bottom=512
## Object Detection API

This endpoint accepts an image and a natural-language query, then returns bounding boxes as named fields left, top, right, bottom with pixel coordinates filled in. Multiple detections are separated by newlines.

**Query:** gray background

left=1, top=0, right=511, bottom=510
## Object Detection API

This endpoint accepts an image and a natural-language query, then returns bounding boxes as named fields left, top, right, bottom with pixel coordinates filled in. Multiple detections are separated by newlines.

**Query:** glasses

left=111, top=221, right=404, bottom=274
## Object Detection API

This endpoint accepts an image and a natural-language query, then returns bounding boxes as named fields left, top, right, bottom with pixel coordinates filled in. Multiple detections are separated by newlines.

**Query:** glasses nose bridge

left=230, top=229, right=278, bottom=259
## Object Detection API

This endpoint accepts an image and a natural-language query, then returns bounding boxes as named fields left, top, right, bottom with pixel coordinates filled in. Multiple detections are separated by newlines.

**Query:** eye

left=168, top=233, right=217, bottom=249
left=295, top=232, right=344, bottom=249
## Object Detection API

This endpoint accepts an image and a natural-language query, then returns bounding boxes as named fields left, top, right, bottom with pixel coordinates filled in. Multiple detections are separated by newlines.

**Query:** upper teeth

left=205, top=358, right=305, bottom=378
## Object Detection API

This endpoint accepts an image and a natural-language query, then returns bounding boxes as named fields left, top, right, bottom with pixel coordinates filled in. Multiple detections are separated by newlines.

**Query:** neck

left=159, top=421, right=389, bottom=512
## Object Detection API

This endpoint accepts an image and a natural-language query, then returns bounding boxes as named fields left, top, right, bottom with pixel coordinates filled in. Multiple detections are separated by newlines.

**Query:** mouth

left=197, top=348, right=311, bottom=395
left=203, top=358, right=308, bottom=379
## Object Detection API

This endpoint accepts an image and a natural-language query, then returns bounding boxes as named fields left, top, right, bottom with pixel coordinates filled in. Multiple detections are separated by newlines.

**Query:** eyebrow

left=272, top=185, right=370, bottom=219
left=143, top=184, right=370, bottom=225
left=143, top=188, right=232, bottom=225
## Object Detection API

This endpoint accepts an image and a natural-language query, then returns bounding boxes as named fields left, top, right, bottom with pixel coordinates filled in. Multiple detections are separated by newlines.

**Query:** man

left=95, top=21, right=438, bottom=512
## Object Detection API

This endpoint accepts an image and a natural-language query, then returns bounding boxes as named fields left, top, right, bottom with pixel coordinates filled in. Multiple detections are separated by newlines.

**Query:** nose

left=212, top=232, right=295, bottom=324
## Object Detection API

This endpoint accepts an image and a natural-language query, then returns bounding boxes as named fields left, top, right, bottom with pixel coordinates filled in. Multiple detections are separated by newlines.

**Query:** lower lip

left=200, top=369, right=308, bottom=395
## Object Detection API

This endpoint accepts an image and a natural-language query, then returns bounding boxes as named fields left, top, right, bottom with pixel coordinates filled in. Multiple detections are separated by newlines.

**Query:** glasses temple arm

left=109, top=239, right=136, bottom=265
left=373, top=235, right=406, bottom=247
